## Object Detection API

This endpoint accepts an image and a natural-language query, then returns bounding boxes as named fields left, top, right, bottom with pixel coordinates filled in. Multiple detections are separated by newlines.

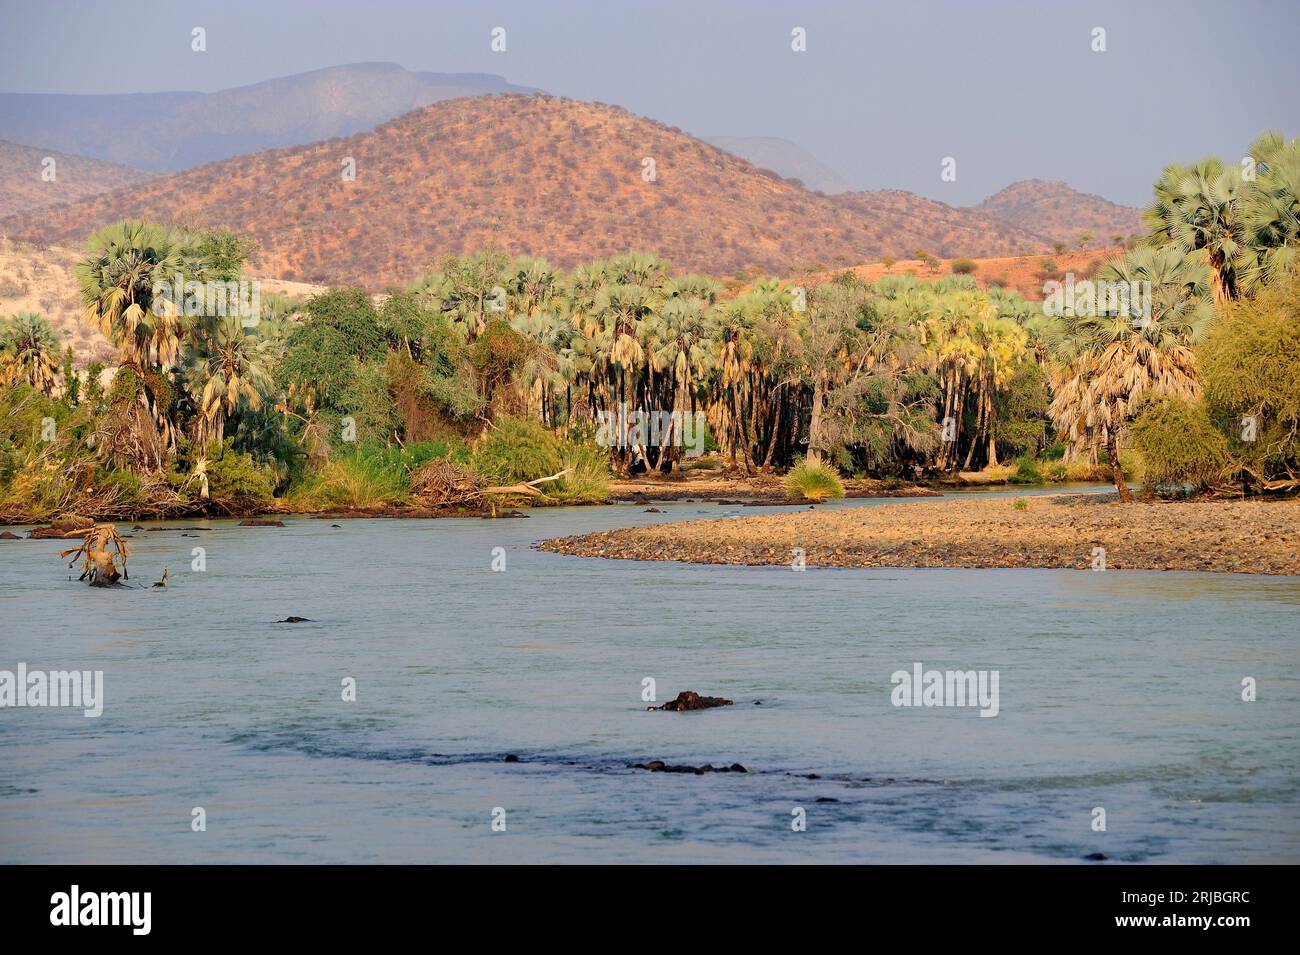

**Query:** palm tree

left=75, top=221, right=193, bottom=368
left=184, top=317, right=274, bottom=455
left=649, top=295, right=713, bottom=469
left=1048, top=246, right=1213, bottom=500
left=0, top=313, right=60, bottom=395
left=1242, top=131, right=1300, bottom=288
left=1143, top=157, right=1253, bottom=306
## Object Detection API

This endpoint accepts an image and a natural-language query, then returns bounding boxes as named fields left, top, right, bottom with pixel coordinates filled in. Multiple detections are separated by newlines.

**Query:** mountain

left=0, top=140, right=155, bottom=217
left=835, top=190, right=1052, bottom=260
left=0, top=62, right=534, bottom=172
left=973, top=180, right=1143, bottom=247
left=703, top=136, right=854, bottom=194
left=0, top=94, right=1051, bottom=288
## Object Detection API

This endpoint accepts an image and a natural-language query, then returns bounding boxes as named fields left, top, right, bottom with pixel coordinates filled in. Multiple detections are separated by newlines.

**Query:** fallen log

left=481, top=467, right=574, bottom=500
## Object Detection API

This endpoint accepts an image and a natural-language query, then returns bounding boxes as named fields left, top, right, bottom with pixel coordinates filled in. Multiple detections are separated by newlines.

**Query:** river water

left=2, top=485, right=1297, bottom=863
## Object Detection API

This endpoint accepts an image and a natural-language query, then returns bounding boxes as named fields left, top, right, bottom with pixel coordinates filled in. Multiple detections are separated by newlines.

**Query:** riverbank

left=538, top=494, right=1300, bottom=575
left=609, top=472, right=938, bottom=504
left=0, top=472, right=941, bottom=529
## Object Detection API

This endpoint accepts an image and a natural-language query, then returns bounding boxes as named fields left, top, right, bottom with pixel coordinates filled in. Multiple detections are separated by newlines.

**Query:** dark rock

left=1084, top=852, right=1108, bottom=861
left=652, top=690, right=734, bottom=712
left=815, top=796, right=839, bottom=803
left=240, top=518, right=285, bottom=527
left=276, top=616, right=311, bottom=623
left=643, top=507, right=664, bottom=513
left=504, top=754, right=520, bottom=763
left=331, top=524, right=341, bottom=528
left=631, top=760, right=747, bottom=774
left=29, top=516, right=94, bottom=539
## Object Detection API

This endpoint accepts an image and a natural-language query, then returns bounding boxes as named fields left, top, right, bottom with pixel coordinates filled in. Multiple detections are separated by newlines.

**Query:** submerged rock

left=240, top=518, right=285, bottom=527
left=652, top=690, right=734, bottom=711
left=1083, top=852, right=1108, bottom=861
left=631, top=760, right=747, bottom=775
left=0, top=531, right=21, bottom=540
left=29, top=515, right=94, bottom=539
left=276, top=616, right=311, bottom=623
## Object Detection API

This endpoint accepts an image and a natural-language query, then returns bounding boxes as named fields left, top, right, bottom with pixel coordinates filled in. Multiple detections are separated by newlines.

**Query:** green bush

left=1009, top=454, right=1043, bottom=484
left=951, top=258, right=978, bottom=275
left=1129, top=396, right=1230, bottom=493
left=473, top=418, right=610, bottom=503
left=206, top=442, right=275, bottom=511
left=784, top=458, right=845, bottom=501
left=1198, top=270, right=1300, bottom=485
left=472, top=417, right=563, bottom=483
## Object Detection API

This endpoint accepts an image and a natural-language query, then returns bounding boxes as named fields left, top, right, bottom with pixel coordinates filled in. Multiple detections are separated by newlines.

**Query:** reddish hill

left=973, top=179, right=1143, bottom=248
left=0, top=95, right=1052, bottom=288
left=0, top=140, right=154, bottom=217
left=835, top=190, right=1052, bottom=260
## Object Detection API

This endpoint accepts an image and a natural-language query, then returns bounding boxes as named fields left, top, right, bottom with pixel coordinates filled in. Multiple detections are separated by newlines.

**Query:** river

left=2, top=485, right=1297, bottom=863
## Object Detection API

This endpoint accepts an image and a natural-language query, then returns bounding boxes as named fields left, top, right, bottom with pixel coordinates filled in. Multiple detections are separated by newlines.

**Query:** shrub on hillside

left=951, top=258, right=978, bottom=275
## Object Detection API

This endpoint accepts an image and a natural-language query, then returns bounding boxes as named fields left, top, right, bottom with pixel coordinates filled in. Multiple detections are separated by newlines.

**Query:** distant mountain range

left=0, top=62, right=534, bottom=172
left=0, top=94, right=1065, bottom=287
left=0, top=140, right=155, bottom=217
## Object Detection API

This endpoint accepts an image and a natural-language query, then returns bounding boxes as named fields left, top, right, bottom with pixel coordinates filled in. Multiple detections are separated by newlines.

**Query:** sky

left=2, top=0, right=1297, bottom=205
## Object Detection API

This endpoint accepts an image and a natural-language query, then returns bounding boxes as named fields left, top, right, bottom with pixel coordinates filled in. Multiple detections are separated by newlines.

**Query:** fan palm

left=1048, top=246, right=1213, bottom=500
left=1143, top=157, right=1253, bottom=306
left=0, top=313, right=60, bottom=395
left=75, top=221, right=193, bottom=368
left=185, top=317, right=274, bottom=452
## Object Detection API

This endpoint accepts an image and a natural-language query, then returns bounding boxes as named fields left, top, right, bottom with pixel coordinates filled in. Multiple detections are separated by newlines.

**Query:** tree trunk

left=806, top=374, right=825, bottom=465
left=1107, top=428, right=1131, bottom=502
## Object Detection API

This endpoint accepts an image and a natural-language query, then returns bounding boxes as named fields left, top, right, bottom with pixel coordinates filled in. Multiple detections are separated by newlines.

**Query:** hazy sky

left=2, top=0, right=1296, bottom=205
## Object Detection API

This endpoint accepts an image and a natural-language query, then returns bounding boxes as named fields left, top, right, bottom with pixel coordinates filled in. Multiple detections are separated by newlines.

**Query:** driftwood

left=481, top=468, right=574, bottom=500
left=59, top=523, right=130, bottom=586
left=411, top=459, right=485, bottom=506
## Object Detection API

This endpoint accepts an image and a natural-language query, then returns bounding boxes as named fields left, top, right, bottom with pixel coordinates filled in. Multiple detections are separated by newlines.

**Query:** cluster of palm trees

left=410, top=251, right=1045, bottom=475
left=69, top=221, right=279, bottom=476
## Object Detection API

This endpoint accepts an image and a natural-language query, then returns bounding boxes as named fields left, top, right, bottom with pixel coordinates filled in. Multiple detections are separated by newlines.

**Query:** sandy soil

left=539, top=494, right=1300, bottom=576
left=609, top=471, right=937, bottom=504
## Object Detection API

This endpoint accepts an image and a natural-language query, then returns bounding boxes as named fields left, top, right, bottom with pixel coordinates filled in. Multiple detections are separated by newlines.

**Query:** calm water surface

left=2, top=486, right=1297, bottom=863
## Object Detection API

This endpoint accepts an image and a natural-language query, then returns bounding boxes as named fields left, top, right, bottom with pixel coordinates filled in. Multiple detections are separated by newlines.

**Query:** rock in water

left=240, top=519, right=285, bottom=527
left=276, top=616, right=311, bottom=623
left=652, top=690, right=734, bottom=711
left=631, top=760, right=747, bottom=774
